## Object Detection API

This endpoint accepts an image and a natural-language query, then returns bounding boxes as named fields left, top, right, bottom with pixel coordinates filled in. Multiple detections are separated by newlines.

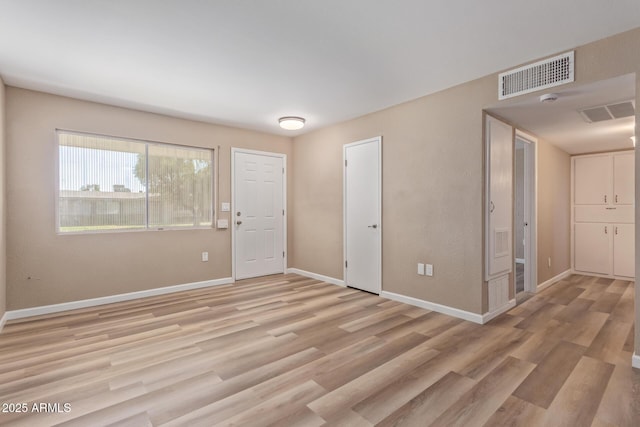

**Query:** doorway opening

left=514, top=132, right=537, bottom=301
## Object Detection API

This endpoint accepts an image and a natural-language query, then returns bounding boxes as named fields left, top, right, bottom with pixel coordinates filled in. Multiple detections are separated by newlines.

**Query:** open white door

left=232, top=149, right=286, bottom=280
left=344, top=137, right=381, bottom=294
left=485, top=115, right=513, bottom=280
left=514, top=129, right=538, bottom=294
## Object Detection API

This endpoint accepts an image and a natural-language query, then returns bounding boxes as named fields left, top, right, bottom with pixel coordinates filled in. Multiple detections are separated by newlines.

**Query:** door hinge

left=282, top=209, right=285, bottom=216
left=345, top=260, right=348, bottom=268
left=345, top=159, right=347, bottom=167
left=282, top=167, right=285, bottom=174
left=283, top=251, right=285, bottom=258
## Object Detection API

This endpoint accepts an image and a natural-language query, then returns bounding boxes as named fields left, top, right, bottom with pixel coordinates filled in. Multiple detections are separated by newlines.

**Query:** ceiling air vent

left=498, top=51, right=574, bottom=100
left=579, top=101, right=635, bottom=123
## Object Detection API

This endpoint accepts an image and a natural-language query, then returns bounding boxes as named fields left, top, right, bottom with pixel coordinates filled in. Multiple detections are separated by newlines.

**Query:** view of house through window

left=57, top=131, right=213, bottom=233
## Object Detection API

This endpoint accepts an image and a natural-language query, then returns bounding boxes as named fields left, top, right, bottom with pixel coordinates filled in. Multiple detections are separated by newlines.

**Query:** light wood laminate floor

left=0, top=273, right=637, bottom=426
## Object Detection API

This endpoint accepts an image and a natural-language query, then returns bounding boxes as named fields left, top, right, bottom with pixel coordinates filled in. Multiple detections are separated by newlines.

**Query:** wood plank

left=375, top=371, right=476, bottom=426
left=215, top=380, right=326, bottom=427
left=512, top=340, right=585, bottom=408
left=594, top=363, right=640, bottom=426
left=585, top=319, right=633, bottom=365
left=429, top=356, right=535, bottom=427
left=542, top=356, right=614, bottom=427
left=564, top=310, right=610, bottom=348
left=589, top=292, right=622, bottom=314
left=482, top=395, right=546, bottom=427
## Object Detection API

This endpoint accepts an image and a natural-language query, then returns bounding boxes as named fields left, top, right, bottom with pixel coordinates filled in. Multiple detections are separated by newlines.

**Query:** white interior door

left=233, top=150, right=285, bottom=280
left=486, top=115, right=513, bottom=280
left=515, top=133, right=537, bottom=294
left=344, top=137, right=381, bottom=294
left=521, top=136, right=537, bottom=293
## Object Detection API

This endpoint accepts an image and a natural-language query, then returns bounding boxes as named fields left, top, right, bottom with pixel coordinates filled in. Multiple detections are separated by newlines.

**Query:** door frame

left=231, top=147, right=287, bottom=281
left=343, top=136, right=382, bottom=294
left=515, top=130, right=538, bottom=294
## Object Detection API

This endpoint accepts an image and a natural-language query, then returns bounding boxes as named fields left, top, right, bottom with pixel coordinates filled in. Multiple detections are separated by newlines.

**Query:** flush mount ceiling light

left=279, top=116, right=305, bottom=130
left=539, top=93, right=559, bottom=103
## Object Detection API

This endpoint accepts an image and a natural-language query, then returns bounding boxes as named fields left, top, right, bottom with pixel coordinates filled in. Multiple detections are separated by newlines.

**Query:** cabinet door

left=613, top=223, right=634, bottom=278
left=574, top=223, right=611, bottom=275
left=574, top=155, right=611, bottom=205
left=613, top=152, right=634, bottom=205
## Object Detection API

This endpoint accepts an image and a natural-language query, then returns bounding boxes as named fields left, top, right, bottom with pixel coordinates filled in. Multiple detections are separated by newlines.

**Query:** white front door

left=344, top=137, right=381, bottom=294
left=233, top=149, right=285, bottom=280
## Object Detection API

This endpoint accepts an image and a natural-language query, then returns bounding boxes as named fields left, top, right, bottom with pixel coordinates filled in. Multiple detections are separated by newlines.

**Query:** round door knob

left=236, top=220, right=242, bottom=225
left=368, top=224, right=378, bottom=229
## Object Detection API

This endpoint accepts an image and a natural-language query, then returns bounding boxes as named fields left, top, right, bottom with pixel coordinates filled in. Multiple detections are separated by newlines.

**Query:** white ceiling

left=0, top=1, right=639, bottom=136
left=488, top=74, right=636, bottom=155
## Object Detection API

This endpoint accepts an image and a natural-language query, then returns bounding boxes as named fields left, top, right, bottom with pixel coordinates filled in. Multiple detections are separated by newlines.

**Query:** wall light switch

left=202, top=252, right=209, bottom=262
left=217, top=219, right=229, bottom=229
left=221, top=202, right=230, bottom=212
left=425, top=264, right=433, bottom=276
left=417, top=263, right=425, bottom=275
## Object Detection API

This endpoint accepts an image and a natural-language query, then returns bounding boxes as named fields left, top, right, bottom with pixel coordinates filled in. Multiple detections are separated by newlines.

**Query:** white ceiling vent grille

left=579, top=100, right=636, bottom=123
left=499, top=51, right=574, bottom=100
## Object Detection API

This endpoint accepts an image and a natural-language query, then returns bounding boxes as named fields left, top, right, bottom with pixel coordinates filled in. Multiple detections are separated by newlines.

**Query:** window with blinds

left=57, top=131, right=213, bottom=233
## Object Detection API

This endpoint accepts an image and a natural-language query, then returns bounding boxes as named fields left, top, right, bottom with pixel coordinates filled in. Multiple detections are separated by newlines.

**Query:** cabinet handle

left=605, top=226, right=608, bottom=234
left=604, top=195, right=607, bottom=203
left=615, top=195, right=618, bottom=203
left=615, top=226, right=618, bottom=235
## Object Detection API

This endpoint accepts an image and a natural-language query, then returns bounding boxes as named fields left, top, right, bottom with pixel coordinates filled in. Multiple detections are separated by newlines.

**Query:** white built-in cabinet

left=572, top=151, right=634, bottom=279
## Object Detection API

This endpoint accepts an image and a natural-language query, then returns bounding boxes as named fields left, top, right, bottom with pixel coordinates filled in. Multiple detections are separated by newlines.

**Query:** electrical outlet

left=221, top=202, right=230, bottom=212
left=202, top=252, right=209, bottom=262
left=417, top=263, right=425, bottom=275
left=425, top=264, right=433, bottom=276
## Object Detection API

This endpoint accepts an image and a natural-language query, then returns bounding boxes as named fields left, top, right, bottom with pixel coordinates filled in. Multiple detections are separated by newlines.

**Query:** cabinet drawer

left=574, top=205, right=634, bottom=223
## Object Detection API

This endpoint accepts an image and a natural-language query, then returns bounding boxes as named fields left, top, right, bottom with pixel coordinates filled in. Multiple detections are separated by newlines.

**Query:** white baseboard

left=515, top=258, right=525, bottom=264
left=633, top=353, right=640, bottom=370
left=569, top=269, right=634, bottom=281
left=380, top=290, right=484, bottom=324
left=286, top=268, right=345, bottom=287
left=4, top=277, right=234, bottom=322
left=0, top=311, right=8, bottom=333
left=482, top=299, right=516, bottom=323
left=536, top=269, right=571, bottom=293
left=288, top=268, right=505, bottom=325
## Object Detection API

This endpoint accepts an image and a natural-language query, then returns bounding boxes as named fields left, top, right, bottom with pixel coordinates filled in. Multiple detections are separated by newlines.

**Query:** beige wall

left=293, top=78, right=493, bottom=314
left=536, top=139, right=571, bottom=284
left=6, top=88, right=292, bottom=310
left=291, top=28, right=640, bottom=317
left=0, top=77, right=5, bottom=319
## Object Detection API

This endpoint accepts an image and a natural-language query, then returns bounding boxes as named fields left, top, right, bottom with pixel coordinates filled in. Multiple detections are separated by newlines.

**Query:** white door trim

left=515, top=129, right=538, bottom=293
left=231, top=148, right=287, bottom=281
left=343, top=136, right=382, bottom=294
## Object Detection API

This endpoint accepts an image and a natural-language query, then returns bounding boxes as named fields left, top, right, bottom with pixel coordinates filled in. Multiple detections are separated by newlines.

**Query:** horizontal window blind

left=57, top=131, right=213, bottom=233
